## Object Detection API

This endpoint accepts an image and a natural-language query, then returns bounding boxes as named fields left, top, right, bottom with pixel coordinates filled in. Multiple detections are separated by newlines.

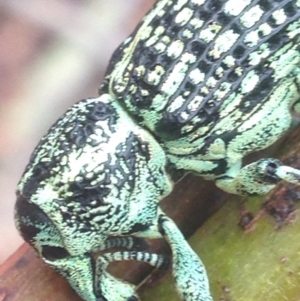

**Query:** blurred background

left=0, top=0, right=156, bottom=263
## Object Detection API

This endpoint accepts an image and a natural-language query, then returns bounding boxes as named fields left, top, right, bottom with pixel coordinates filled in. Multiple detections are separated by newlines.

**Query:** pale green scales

left=14, top=1, right=300, bottom=301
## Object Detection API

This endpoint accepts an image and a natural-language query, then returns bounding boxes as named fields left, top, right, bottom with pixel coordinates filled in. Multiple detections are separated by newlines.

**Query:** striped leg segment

left=94, top=250, right=169, bottom=301
left=102, top=250, right=170, bottom=269
left=92, top=236, right=148, bottom=252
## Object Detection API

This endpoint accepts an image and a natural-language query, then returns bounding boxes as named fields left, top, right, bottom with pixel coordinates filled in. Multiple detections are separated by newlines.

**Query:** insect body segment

left=17, top=95, right=173, bottom=255
left=15, top=93, right=207, bottom=300
left=15, top=0, right=300, bottom=301
left=104, top=0, right=300, bottom=196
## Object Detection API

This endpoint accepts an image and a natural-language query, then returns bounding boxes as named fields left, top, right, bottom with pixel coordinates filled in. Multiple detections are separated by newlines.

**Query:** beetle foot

left=275, top=165, right=300, bottom=184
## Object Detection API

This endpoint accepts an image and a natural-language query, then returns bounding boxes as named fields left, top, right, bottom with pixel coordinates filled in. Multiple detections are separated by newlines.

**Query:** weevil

left=15, top=0, right=300, bottom=301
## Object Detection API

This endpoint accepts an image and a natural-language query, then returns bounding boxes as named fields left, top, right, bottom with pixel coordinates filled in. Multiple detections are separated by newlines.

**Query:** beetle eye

left=41, top=246, right=69, bottom=261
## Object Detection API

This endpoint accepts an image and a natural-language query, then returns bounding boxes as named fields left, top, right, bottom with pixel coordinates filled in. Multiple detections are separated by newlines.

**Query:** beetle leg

left=274, top=164, right=300, bottom=184
left=158, top=211, right=213, bottom=301
left=94, top=255, right=139, bottom=301
left=92, top=236, right=148, bottom=252
left=93, top=249, right=170, bottom=301
left=43, top=253, right=104, bottom=301
left=44, top=252, right=141, bottom=301
left=216, top=158, right=300, bottom=195
left=101, top=250, right=170, bottom=269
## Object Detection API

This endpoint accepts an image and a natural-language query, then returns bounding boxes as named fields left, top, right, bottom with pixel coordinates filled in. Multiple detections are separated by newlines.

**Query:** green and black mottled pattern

left=103, top=0, right=300, bottom=179
left=15, top=1, right=300, bottom=301
left=17, top=95, right=173, bottom=256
